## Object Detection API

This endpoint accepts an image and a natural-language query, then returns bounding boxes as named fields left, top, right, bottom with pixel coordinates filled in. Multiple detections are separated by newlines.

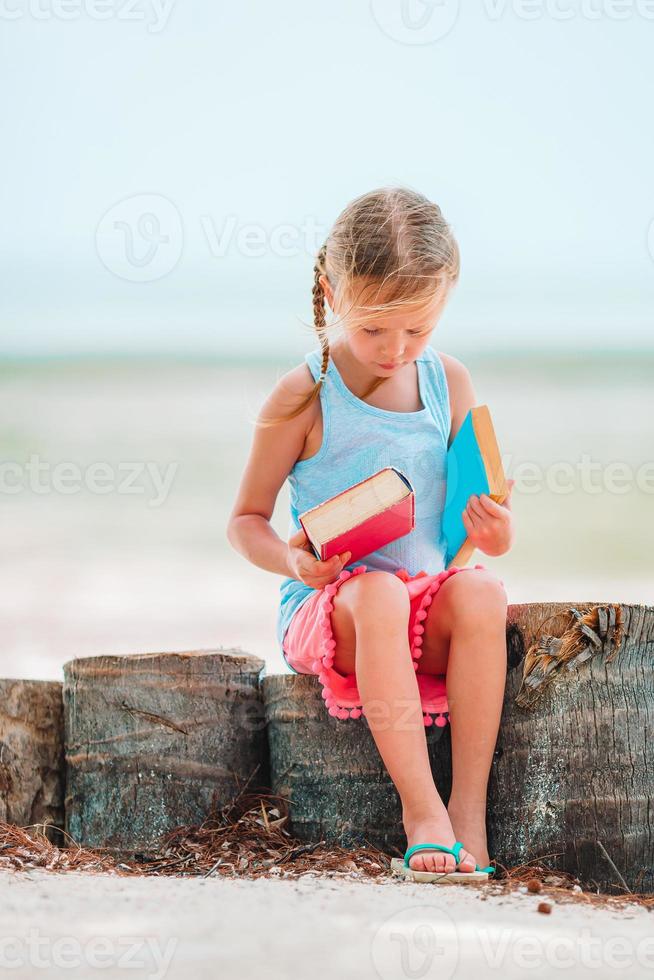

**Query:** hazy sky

left=1, top=1, right=653, bottom=356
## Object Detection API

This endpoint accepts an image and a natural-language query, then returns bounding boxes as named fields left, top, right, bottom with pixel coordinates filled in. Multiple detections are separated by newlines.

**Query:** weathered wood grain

left=63, top=649, right=267, bottom=858
left=0, top=680, right=64, bottom=836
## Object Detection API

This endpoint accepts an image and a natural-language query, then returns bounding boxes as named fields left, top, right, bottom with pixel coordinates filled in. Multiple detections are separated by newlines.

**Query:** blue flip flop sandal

left=390, top=841, right=495, bottom=884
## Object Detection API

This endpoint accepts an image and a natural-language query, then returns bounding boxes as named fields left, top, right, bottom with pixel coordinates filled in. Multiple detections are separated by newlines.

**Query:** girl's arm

left=227, top=364, right=335, bottom=579
left=440, top=352, right=477, bottom=449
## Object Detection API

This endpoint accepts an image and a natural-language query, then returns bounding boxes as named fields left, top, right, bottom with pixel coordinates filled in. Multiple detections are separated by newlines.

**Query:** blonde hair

left=259, top=186, right=460, bottom=427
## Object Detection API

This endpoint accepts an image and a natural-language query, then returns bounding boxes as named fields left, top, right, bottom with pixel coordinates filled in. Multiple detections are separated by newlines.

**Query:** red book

left=298, top=467, right=415, bottom=564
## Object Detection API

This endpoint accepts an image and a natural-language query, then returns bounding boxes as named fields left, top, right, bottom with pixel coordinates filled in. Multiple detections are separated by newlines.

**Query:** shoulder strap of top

left=418, top=346, right=451, bottom=438
left=305, top=348, right=322, bottom=383
left=424, top=345, right=449, bottom=399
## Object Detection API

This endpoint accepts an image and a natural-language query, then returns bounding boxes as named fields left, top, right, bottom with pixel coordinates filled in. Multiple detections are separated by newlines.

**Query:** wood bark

left=488, top=601, right=653, bottom=894
left=0, top=680, right=64, bottom=837
left=265, top=602, right=654, bottom=892
left=63, top=649, right=267, bottom=858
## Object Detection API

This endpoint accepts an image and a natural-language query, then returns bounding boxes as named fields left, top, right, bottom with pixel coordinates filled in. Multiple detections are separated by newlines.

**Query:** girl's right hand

left=286, top=527, right=351, bottom=589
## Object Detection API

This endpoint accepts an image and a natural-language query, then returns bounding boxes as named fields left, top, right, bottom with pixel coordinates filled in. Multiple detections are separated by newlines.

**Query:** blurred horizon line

left=1, top=346, right=653, bottom=367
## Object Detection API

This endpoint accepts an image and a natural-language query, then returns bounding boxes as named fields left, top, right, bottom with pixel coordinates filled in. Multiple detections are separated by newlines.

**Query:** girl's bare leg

left=418, top=569, right=508, bottom=868
left=330, top=571, right=478, bottom=874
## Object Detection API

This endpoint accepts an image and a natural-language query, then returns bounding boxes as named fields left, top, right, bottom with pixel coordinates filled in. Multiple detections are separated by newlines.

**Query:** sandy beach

left=2, top=869, right=653, bottom=980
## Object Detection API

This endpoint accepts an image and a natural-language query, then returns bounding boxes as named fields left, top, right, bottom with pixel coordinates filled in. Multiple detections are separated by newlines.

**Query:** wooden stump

left=0, top=680, right=64, bottom=837
left=63, top=648, right=267, bottom=857
left=488, top=601, right=654, bottom=893
left=263, top=673, right=452, bottom=852
left=265, top=602, right=654, bottom=892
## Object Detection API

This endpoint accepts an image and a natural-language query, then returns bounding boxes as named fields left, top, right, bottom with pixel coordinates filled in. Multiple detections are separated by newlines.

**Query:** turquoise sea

left=1, top=350, right=652, bottom=680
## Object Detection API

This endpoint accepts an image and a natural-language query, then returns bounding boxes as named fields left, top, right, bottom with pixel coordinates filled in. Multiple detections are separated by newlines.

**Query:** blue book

left=443, top=405, right=508, bottom=568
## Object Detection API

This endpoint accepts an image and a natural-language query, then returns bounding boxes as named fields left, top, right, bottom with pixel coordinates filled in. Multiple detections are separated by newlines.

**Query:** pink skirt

left=282, top=563, right=492, bottom=727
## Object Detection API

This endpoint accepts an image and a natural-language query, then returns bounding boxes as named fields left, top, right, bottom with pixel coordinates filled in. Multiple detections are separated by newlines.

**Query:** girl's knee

left=328, top=570, right=409, bottom=674
left=336, top=568, right=409, bottom=617
left=443, top=568, right=507, bottom=617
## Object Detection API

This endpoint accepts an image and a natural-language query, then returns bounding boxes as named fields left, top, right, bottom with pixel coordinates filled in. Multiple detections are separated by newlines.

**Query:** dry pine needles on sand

left=0, top=789, right=652, bottom=913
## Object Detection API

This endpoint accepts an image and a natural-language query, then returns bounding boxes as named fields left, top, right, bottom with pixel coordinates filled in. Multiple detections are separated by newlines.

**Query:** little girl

left=227, top=186, right=515, bottom=878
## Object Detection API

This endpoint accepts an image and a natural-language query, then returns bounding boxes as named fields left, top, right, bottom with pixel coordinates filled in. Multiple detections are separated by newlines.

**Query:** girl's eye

left=363, top=328, right=423, bottom=337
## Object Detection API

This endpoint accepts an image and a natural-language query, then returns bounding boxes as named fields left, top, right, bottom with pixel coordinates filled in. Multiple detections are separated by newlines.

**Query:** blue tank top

left=276, top=344, right=452, bottom=654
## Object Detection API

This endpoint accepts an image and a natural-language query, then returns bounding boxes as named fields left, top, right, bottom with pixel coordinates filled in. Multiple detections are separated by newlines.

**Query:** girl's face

left=320, top=275, right=449, bottom=376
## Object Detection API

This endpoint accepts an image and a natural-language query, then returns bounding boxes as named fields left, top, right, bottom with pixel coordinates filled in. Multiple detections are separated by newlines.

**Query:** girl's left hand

left=462, top=478, right=516, bottom=557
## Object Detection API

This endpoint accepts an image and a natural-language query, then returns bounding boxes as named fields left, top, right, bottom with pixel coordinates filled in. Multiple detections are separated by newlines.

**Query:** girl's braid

left=313, top=243, right=329, bottom=381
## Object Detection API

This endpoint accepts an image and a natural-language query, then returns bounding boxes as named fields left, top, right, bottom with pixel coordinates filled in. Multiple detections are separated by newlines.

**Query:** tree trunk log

left=63, top=649, right=267, bottom=858
left=488, top=601, right=653, bottom=894
left=263, top=674, right=452, bottom=851
left=265, top=602, right=654, bottom=892
left=0, top=680, right=64, bottom=838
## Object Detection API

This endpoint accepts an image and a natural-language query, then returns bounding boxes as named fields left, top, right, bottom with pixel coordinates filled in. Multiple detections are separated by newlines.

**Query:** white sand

left=1, top=869, right=652, bottom=980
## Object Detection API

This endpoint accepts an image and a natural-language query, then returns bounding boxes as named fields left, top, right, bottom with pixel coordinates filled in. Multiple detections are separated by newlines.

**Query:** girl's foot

left=446, top=801, right=491, bottom=869
left=402, top=806, right=479, bottom=873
